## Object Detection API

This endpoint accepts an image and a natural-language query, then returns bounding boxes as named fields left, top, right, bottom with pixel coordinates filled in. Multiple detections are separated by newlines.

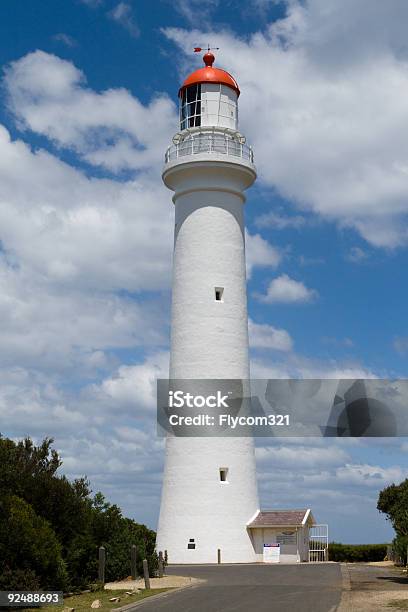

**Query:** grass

left=388, top=600, right=408, bottom=609
left=23, top=588, right=172, bottom=611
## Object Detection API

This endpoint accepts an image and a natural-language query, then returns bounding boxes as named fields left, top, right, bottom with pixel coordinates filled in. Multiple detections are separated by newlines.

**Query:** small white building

left=248, top=509, right=316, bottom=563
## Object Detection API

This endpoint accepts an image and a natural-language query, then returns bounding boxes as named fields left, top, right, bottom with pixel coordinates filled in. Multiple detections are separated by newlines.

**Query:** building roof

left=247, top=509, right=314, bottom=528
left=179, top=51, right=240, bottom=97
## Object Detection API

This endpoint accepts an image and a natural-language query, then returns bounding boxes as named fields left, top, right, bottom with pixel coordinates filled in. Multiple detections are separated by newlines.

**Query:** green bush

left=90, top=495, right=158, bottom=581
left=0, top=495, right=68, bottom=590
left=328, top=542, right=388, bottom=562
left=391, top=535, right=408, bottom=564
left=0, top=435, right=158, bottom=590
left=378, top=479, right=408, bottom=566
left=0, top=567, right=40, bottom=591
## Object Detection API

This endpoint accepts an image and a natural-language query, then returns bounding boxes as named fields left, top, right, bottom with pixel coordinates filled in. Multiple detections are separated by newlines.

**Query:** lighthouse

left=156, top=50, right=260, bottom=563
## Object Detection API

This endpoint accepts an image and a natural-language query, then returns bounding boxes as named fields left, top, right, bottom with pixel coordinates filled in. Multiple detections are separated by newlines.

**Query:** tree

left=0, top=495, right=67, bottom=590
left=378, top=478, right=408, bottom=563
left=0, top=434, right=159, bottom=589
left=378, top=480, right=408, bottom=537
left=0, top=435, right=91, bottom=553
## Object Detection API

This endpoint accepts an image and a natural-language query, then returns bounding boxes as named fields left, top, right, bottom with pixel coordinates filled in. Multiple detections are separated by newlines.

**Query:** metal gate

left=309, top=524, right=328, bottom=562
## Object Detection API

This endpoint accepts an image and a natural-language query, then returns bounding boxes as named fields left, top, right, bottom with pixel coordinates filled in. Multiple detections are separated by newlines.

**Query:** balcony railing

left=165, top=133, right=254, bottom=164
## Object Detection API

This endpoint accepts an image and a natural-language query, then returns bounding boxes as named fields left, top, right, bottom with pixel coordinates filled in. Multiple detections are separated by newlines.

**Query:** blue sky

left=1, top=0, right=408, bottom=544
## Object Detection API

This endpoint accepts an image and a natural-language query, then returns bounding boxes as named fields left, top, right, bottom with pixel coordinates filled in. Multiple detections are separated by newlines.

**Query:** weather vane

left=193, top=45, right=220, bottom=53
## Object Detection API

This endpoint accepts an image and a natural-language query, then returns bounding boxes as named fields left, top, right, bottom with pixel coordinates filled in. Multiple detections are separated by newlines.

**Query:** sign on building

left=276, top=531, right=296, bottom=545
left=263, top=543, right=280, bottom=563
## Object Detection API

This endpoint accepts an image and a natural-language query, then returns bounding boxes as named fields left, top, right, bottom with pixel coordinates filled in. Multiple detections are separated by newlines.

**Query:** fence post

left=142, top=559, right=151, bottom=590
left=158, top=551, right=164, bottom=578
left=217, top=548, right=221, bottom=564
left=131, top=544, right=137, bottom=580
left=98, top=546, right=106, bottom=584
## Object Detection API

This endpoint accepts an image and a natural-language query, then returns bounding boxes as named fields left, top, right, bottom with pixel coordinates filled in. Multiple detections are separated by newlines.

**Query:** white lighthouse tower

left=156, top=50, right=260, bottom=563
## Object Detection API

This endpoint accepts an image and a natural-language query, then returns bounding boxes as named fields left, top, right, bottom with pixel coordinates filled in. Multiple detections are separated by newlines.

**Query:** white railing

left=165, top=133, right=254, bottom=164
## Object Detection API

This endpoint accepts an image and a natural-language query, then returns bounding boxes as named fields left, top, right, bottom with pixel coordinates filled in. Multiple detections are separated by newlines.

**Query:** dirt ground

left=338, top=563, right=408, bottom=611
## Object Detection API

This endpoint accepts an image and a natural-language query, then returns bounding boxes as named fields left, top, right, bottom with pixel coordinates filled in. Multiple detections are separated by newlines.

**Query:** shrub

left=328, top=542, right=388, bottom=562
left=391, top=535, right=408, bottom=565
left=0, top=495, right=68, bottom=590
left=90, top=498, right=158, bottom=580
left=0, top=435, right=158, bottom=589
left=0, top=567, right=40, bottom=591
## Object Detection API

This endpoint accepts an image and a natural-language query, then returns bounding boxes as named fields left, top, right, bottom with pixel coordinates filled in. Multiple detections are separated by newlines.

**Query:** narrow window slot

left=215, top=287, right=224, bottom=302
left=219, top=468, right=228, bottom=482
left=187, top=538, right=196, bottom=549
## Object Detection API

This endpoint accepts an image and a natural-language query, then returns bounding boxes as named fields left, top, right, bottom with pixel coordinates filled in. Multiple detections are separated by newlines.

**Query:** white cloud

left=255, top=211, right=306, bottom=230
left=256, top=444, right=348, bottom=468
left=322, top=336, right=354, bottom=348
left=79, top=0, right=103, bottom=7
left=249, top=319, right=293, bottom=351
left=0, top=368, right=87, bottom=435
left=108, top=2, right=140, bottom=38
left=0, top=124, right=173, bottom=292
left=164, top=1, right=408, bottom=248
left=257, top=273, right=317, bottom=303
left=97, top=352, right=169, bottom=412
left=335, top=463, right=405, bottom=487
left=0, top=352, right=167, bottom=526
left=0, top=51, right=178, bottom=392
left=393, top=336, right=408, bottom=355
left=346, top=246, right=368, bottom=263
left=173, top=0, right=219, bottom=25
left=245, top=230, right=281, bottom=277
left=4, top=51, right=176, bottom=172
left=52, top=33, right=77, bottom=47
left=299, top=254, right=325, bottom=266
left=250, top=351, right=376, bottom=379
left=0, top=259, right=166, bottom=373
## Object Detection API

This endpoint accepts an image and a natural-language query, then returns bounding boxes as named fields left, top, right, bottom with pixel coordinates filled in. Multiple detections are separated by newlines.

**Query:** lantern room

left=179, top=51, right=239, bottom=131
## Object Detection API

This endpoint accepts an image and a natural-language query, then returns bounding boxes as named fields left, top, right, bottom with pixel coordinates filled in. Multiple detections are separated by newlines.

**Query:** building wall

left=156, top=159, right=259, bottom=563
left=251, top=527, right=310, bottom=563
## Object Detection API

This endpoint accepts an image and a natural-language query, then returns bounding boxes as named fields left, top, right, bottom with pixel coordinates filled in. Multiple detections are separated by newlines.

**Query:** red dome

left=179, top=52, right=240, bottom=97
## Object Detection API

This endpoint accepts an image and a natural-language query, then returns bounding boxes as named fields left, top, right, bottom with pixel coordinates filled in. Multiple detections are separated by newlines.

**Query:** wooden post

left=217, top=548, right=221, bottom=564
left=142, top=559, right=151, bottom=589
left=98, top=546, right=106, bottom=584
left=131, top=544, right=137, bottom=580
left=158, top=551, right=164, bottom=578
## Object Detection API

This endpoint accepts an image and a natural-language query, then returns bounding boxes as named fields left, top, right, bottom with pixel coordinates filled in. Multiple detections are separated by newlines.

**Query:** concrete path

left=105, top=575, right=201, bottom=590
left=125, top=563, right=343, bottom=612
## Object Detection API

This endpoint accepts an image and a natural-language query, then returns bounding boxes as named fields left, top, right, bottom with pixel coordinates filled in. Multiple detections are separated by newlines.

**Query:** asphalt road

left=136, top=564, right=343, bottom=612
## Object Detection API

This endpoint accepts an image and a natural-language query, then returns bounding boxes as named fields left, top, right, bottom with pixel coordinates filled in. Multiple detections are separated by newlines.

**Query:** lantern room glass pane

left=180, top=84, right=201, bottom=130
